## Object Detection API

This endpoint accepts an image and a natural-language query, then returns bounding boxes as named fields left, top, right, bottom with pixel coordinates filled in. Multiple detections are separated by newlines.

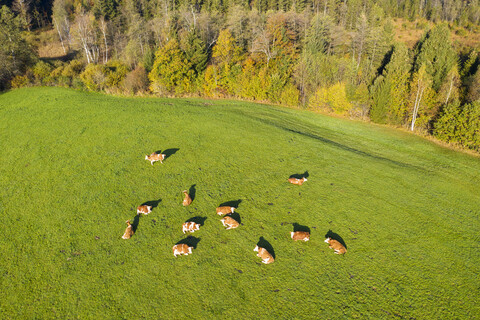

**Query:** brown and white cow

left=182, top=221, right=200, bottom=234
left=288, top=177, right=307, bottom=185
left=253, top=245, right=274, bottom=264
left=216, top=206, right=235, bottom=215
left=122, top=220, right=134, bottom=239
left=291, top=231, right=310, bottom=241
left=324, top=237, right=347, bottom=254
left=137, top=205, right=152, bottom=215
left=145, top=152, right=166, bottom=165
left=172, top=243, right=193, bottom=257
left=220, top=216, right=239, bottom=230
left=182, top=190, right=192, bottom=206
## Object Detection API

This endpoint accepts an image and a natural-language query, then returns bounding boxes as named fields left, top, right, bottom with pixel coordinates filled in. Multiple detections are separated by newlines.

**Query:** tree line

left=1, top=0, right=479, bottom=151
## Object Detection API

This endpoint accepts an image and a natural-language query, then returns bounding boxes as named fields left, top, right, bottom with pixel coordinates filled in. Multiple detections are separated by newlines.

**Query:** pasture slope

left=0, top=87, right=479, bottom=319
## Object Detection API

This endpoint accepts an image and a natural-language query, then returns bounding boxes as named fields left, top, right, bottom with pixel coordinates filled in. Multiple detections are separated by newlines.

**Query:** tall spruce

left=370, top=43, right=411, bottom=125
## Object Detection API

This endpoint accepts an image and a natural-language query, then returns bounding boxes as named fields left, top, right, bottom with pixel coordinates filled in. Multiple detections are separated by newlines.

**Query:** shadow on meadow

left=156, top=148, right=179, bottom=161
left=219, top=199, right=242, bottom=208
left=325, top=229, right=347, bottom=249
left=256, top=236, right=275, bottom=259
left=293, top=223, right=310, bottom=233
left=185, top=216, right=207, bottom=225
left=141, top=198, right=162, bottom=209
left=289, top=171, right=309, bottom=179
left=132, top=214, right=141, bottom=233
left=176, top=236, right=201, bottom=249
left=188, top=184, right=196, bottom=201
left=228, top=212, right=242, bottom=224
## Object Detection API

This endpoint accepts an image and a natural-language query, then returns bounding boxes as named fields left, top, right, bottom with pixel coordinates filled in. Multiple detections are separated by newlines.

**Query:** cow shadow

left=293, top=223, right=310, bottom=233
left=132, top=214, right=141, bottom=233
left=141, top=198, right=162, bottom=209
left=176, top=236, right=201, bottom=249
left=289, top=170, right=309, bottom=179
left=229, top=212, right=241, bottom=224
left=188, top=184, right=196, bottom=201
left=185, top=216, right=207, bottom=226
left=325, top=230, right=347, bottom=249
left=157, top=148, right=179, bottom=161
left=256, top=236, right=275, bottom=259
left=220, top=199, right=242, bottom=208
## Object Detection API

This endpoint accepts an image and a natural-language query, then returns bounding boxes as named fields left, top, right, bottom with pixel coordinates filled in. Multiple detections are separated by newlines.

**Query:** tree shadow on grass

left=293, top=223, right=310, bottom=233
left=141, top=198, right=162, bottom=209
left=289, top=171, right=309, bottom=179
left=256, top=236, right=275, bottom=259
left=156, top=148, right=179, bottom=161
left=185, top=216, right=207, bottom=226
left=220, top=199, right=242, bottom=208
left=176, top=236, right=201, bottom=249
left=325, top=229, right=347, bottom=249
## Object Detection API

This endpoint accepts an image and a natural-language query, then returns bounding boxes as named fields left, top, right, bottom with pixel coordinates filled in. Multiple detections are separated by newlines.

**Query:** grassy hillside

left=0, top=87, right=479, bottom=319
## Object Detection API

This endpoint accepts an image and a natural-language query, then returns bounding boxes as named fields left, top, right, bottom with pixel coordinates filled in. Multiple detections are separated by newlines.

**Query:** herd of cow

left=121, top=151, right=347, bottom=264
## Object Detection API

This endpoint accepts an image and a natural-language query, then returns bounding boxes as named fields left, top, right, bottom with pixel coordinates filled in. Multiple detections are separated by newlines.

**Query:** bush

left=104, top=60, right=129, bottom=89
left=80, top=64, right=106, bottom=91
left=10, top=75, right=31, bottom=88
left=124, top=65, right=149, bottom=94
left=308, top=83, right=352, bottom=114
left=32, top=61, right=53, bottom=85
left=279, top=82, right=300, bottom=107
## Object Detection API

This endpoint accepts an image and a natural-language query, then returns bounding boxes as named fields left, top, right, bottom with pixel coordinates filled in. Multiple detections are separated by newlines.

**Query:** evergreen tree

left=370, top=43, right=411, bottom=125
left=414, top=23, right=457, bottom=92
left=0, top=5, right=36, bottom=90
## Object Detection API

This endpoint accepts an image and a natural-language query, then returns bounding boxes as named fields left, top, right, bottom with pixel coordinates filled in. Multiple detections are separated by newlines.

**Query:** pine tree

left=414, top=24, right=457, bottom=92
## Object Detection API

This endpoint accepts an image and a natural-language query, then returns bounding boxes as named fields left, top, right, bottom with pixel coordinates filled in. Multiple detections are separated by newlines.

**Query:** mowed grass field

left=0, top=87, right=479, bottom=319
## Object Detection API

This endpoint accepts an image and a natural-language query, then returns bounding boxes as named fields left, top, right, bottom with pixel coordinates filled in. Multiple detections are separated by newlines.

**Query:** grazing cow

left=216, top=206, right=235, bottom=215
left=291, top=231, right=310, bottom=241
left=137, top=205, right=152, bottom=215
left=254, top=245, right=274, bottom=264
left=182, top=221, right=200, bottom=234
left=122, top=220, right=134, bottom=239
left=145, top=152, right=166, bottom=165
left=172, top=244, right=193, bottom=257
left=220, top=216, right=239, bottom=230
left=182, top=190, right=192, bottom=206
left=288, top=177, right=307, bottom=185
left=324, top=237, right=347, bottom=254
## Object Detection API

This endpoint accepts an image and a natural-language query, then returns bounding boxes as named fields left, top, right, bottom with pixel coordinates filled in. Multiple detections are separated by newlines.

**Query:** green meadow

left=0, top=87, right=479, bottom=319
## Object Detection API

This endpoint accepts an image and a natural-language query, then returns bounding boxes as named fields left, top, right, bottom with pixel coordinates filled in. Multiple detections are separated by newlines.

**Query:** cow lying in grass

left=172, top=244, right=193, bottom=257
left=182, top=222, right=200, bottom=234
left=137, top=205, right=152, bottom=215
left=254, top=245, right=274, bottom=264
left=288, top=177, right=307, bottom=185
left=220, top=216, right=239, bottom=230
left=122, top=220, right=134, bottom=239
left=291, top=231, right=310, bottom=241
left=182, top=190, right=192, bottom=206
left=216, top=206, right=235, bottom=215
left=324, top=237, right=347, bottom=254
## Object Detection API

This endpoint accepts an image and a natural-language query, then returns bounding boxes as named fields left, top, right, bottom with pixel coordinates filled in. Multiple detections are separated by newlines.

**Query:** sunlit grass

left=0, top=87, right=479, bottom=319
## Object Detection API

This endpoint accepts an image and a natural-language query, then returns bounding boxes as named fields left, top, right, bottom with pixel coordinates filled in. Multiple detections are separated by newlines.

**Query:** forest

left=1, top=0, right=480, bottom=151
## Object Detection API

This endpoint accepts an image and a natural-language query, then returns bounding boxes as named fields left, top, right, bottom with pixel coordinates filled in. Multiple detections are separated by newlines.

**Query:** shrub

left=104, top=60, right=129, bottom=90
left=124, top=65, right=149, bottom=94
left=32, top=61, right=53, bottom=85
left=308, top=83, right=352, bottom=114
left=80, top=64, right=106, bottom=91
left=11, top=75, right=31, bottom=88
left=279, top=82, right=300, bottom=107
